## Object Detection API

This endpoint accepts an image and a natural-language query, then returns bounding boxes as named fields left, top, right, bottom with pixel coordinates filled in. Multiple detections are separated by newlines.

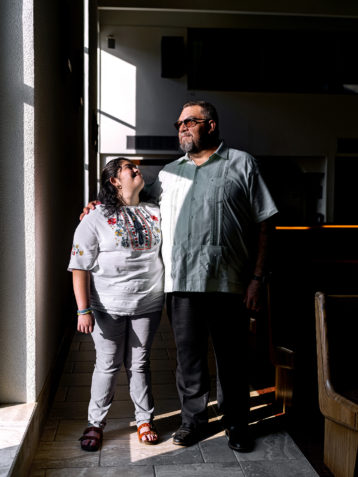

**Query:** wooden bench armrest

left=315, top=292, right=358, bottom=430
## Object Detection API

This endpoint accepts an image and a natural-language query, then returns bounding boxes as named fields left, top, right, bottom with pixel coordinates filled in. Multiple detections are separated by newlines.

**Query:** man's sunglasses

left=174, top=117, right=209, bottom=130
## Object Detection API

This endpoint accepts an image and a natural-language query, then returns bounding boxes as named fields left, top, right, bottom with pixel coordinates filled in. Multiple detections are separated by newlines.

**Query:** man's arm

left=244, top=219, right=274, bottom=312
left=79, top=174, right=162, bottom=221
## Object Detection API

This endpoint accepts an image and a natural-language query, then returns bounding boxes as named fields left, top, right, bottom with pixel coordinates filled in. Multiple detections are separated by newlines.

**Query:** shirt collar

left=179, top=141, right=228, bottom=164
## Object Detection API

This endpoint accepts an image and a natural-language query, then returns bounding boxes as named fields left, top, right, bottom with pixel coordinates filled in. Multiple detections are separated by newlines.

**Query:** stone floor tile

left=240, top=458, right=319, bottom=476
left=66, top=386, right=91, bottom=402
left=153, top=399, right=181, bottom=415
left=72, top=362, right=95, bottom=373
left=31, top=442, right=99, bottom=469
left=167, top=349, right=178, bottom=360
left=49, top=401, right=89, bottom=419
left=146, top=414, right=184, bottom=443
left=60, top=372, right=92, bottom=386
left=207, top=402, right=220, bottom=418
left=68, top=350, right=96, bottom=362
left=28, top=467, right=46, bottom=477
left=152, top=383, right=179, bottom=399
left=160, top=332, right=175, bottom=340
left=104, top=419, right=137, bottom=440
left=46, top=466, right=155, bottom=476
left=155, top=462, right=244, bottom=476
left=79, top=341, right=94, bottom=350
left=234, top=431, right=304, bottom=462
left=150, top=348, right=168, bottom=359
left=159, top=329, right=175, bottom=338
left=55, top=419, right=89, bottom=442
left=151, top=343, right=166, bottom=351
left=100, top=400, right=135, bottom=419
left=152, top=410, right=181, bottom=428
left=69, top=341, right=80, bottom=351
left=199, top=434, right=237, bottom=463
left=158, top=317, right=171, bottom=331
left=72, top=332, right=92, bottom=342
left=54, top=386, right=68, bottom=402
left=100, top=435, right=203, bottom=466
left=62, top=361, right=74, bottom=373
left=40, top=419, right=59, bottom=442
left=150, top=360, right=176, bottom=371
left=150, top=371, right=175, bottom=384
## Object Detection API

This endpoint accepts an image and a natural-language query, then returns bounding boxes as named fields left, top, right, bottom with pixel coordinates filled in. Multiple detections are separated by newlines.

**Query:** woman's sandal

left=79, top=426, right=103, bottom=452
left=137, top=422, right=159, bottom=445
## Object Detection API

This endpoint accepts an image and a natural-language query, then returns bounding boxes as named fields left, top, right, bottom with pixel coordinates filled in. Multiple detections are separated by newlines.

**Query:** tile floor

left=29, top=315, right=321, bottom=477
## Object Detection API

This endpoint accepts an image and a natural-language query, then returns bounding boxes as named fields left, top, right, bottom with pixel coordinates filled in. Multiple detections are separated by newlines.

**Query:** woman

left=68, top=158, right=163, bottom=451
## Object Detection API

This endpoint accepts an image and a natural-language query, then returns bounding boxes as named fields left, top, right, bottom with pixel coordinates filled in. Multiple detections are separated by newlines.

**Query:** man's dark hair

left=182, top=100, right=220, bottom=141
left=97, top=157, right=128, bottom=217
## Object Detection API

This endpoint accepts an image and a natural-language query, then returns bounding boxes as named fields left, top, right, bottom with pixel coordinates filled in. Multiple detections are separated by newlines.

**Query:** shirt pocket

left=207, top=177, right=226, bottom=203
left=224, top=177, right=249, bottom=203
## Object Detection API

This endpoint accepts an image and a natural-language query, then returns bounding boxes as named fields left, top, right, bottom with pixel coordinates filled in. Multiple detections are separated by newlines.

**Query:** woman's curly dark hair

left=97, top=157, right=130, bottom=217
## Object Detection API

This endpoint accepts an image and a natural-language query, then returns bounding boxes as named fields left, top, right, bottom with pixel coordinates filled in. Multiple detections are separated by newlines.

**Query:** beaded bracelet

left=77, top=307, right=93, bottom=315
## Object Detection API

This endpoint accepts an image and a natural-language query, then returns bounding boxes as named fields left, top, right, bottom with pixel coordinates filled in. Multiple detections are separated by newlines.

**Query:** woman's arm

left=72, top=269, right=94, bottom=334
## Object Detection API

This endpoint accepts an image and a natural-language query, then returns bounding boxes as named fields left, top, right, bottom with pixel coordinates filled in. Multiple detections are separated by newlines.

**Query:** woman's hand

left=77, top=313, right=94, bottom=334
left=79, top=200, right=101, bottom=221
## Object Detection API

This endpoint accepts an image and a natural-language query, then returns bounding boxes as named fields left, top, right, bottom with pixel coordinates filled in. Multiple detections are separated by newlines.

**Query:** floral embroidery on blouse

left=107, top=207, right=161, bottom=250
left=71, top=244, right=84, bottom=256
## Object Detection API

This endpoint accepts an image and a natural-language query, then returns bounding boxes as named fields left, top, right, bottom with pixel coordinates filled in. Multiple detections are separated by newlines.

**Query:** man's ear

left=208, top=120, right=216, bottom=135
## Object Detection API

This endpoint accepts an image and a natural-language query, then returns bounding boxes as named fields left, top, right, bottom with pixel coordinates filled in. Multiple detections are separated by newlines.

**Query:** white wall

left=0, top=0, right=29, bottom=402
left=0, top=0, right=84, bottom=403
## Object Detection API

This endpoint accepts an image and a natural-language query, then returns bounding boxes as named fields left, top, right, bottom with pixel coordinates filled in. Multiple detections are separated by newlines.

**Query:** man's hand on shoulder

left=79, top=200, right=101, bottom=221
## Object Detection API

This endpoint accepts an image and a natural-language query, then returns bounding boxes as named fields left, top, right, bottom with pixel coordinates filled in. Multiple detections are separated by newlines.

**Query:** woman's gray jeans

left=88, top=309, right=161, bottom=428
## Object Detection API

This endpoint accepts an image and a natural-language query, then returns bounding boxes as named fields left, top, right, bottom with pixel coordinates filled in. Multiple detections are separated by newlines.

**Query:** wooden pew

left=315, top=292, right=358, bottom=477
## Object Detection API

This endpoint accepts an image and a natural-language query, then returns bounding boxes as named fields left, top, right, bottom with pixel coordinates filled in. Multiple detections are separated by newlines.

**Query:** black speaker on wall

left=161, top=36, right=186, bottom=78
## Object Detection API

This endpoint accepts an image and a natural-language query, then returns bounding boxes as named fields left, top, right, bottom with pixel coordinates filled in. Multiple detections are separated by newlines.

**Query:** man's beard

left=179, top=133, right=213, bottom=154
left=179, top=136, right=198, bottom=153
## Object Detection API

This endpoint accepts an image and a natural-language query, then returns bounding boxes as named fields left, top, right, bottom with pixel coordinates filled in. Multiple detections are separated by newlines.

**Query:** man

left=148, top=101, right=278, bottom=451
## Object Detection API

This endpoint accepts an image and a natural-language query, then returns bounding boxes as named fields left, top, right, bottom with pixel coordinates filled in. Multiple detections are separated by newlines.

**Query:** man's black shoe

left=225, top=426, right=254, bottom=452
left=172, top=426, right=199, bottom=446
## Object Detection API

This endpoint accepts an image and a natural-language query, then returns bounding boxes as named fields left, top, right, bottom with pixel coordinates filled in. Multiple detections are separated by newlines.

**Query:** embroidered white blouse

left=68, top=203, right=164, bottom=315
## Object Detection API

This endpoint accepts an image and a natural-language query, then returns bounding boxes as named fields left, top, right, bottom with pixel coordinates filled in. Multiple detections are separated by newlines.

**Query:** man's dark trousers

left=167, top=292, right=250, bottom=431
